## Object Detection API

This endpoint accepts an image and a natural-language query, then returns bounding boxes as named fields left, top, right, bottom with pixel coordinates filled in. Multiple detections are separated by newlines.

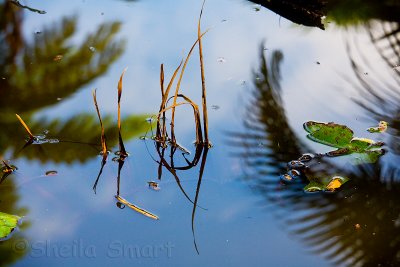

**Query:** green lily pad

left=304, top=121, right=385, bottom=162
left=351, top=150, right=385, bottom=164
left=0, top=212, right=21, bottom=240
left=303, top=121, right=354, bottom=149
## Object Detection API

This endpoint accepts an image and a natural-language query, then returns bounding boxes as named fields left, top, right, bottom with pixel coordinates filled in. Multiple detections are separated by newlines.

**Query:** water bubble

left=43, top=130, right=49, bottom=135
left=56, top=97, right=62, bottom=101
left=89, top=46, right=96, bottom=52
left=288, top=169, right=301, bottom=179
left=280, top=173, right=294, bottom=183
left=145, top=117, right=153, bottom=123
left=45, top=170, right=58, bottom=176
left=47, top=139, right=59, bottom=144
left=116, top=202, right=125, bottom=209
left=35, top=134, right=46, bottom=140
left=298, top=153, right=315, bottom=162
left=139, top=136, right=148, bottom=140
left=287, top=160, right=305, bottom=169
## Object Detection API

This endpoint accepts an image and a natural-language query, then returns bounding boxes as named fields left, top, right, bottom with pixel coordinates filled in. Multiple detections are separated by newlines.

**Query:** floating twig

left=115, top=195, right=159, bottom=220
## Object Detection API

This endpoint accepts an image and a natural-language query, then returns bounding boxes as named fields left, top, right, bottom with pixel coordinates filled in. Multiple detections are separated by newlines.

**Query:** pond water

left=1, top=0, right=400, bottom=266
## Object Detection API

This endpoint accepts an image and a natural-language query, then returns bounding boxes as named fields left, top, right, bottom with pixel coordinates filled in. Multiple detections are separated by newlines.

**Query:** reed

left=117, top=68, right=128, bottom=158
left=92, top=89, right=108, bottom=162
left=15, top=114, right=34, bottom=140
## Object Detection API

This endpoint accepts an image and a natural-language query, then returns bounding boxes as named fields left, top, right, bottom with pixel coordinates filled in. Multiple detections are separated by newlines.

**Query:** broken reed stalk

left=92, top=89, right=108, bottom=162
left=15, top=114, right=34, bottom=140
left=156, top=62, right=182, bottom=146
left=117, top=68, right=128, bottom=157
left=115, top=195, right=159, bottom=220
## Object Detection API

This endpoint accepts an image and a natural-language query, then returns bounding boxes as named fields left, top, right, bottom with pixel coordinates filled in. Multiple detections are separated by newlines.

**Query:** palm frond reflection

left=231, top=41, right=400, bottom=266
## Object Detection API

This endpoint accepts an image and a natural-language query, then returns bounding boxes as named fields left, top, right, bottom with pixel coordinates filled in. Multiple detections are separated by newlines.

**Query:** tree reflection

left=0, top=2, right=149, bottom=164
left=347, top=20, right=400, bottom=159
left=231, top=38, right=400, bottom=266
left=0, top=3, right=143, bottom=266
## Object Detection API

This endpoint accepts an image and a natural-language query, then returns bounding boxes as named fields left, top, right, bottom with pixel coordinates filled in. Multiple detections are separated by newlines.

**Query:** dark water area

left=1, top=0, right=400, bottom=266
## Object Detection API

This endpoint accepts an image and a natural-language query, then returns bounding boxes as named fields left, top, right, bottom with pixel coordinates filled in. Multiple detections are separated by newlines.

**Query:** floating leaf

left=303, top=121, right=354, bottom=149
left=325, top=176, right=349, bottom=192
left=0, top=212, right=21, bottom=240
left=367, top=121, right=388, bottom=133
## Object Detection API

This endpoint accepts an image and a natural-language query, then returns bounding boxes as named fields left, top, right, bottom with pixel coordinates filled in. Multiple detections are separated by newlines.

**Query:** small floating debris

left=53, top=55, right=63, bottom=62
left=45, top=170, right=58, bottom=176
left=367, top=121, right=388, bottom=133
left=211, top=105, right=220, bottom=110
left=34, top=30, right=42, bottom=34
left=1, top=161, right=17, bottom=174
left=139, top=136, right=148, bottom=140
left=253, top=4, right=261, bottom=11
left=355, top=223, right=361, bottom=230
left=145, top=117, right=153, bottom=123
left=147, top=181, right=160, bottom=191
left=56, top=97, right=62, bottom=101
left=316, top=61, right=321, bottom=65
left=217, top=57, right=226, bottom=63
left=89, top=46, right=96, bottom=52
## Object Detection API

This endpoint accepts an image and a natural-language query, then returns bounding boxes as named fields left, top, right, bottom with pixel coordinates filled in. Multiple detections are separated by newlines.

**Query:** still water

left=1, top=0, right=400, bottom=266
